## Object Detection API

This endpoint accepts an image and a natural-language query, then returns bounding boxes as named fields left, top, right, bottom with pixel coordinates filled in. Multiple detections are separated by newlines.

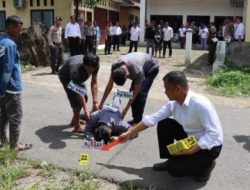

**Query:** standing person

left=178, top=24, right=186, bottom=49
left=58, top=53, right=100, bottom=133
left=207, top=26, right=218, bottom=65
left=84, top=20, right=94, bottom=54
left=234, top=17, right=245, bottom=43
left=48, top=16, right=63, bottom=74
left=0, top=15, right=32, bottom=150
left=199, top=24, right=209, bottom=50
left=78, top=17, right=85, bottom=55
left=99, top=52, right=159, bottom=125
left=162, top=22, right=173, bottom=58
left=223, top=18, right=234, bottom=43
left=112, top=21, right=122, bottom=51
left=128, top=22, right=141, bottom=53
left=93, top=21, right=101, bottom=55
left=64, top=15, right=81, bottom=56
left=145, top=22, right=155, bottom=55
left=118, top=71, right=223, bottom=182
left=154, top=24, right=163, bottom=58
left=104, top=21, right=113, bottom=55
left=121, top=25, right=128, bottom=46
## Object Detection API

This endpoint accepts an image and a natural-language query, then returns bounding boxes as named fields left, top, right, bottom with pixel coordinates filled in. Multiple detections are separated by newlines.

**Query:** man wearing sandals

left=58, top=53, right=99, bottom=133
left=0, top=16, right=32, bottom=151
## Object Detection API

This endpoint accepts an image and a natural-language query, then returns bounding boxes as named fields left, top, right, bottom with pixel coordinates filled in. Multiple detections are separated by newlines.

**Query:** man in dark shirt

left=99, top=52, right=159, bottom=125
left=145, top=22, right=155, bottom=55
left=58, top=53, right=99, bottom=132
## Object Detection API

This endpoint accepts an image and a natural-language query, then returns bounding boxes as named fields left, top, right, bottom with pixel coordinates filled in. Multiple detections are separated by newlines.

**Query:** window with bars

left=31, top=10, right=54, bottom=27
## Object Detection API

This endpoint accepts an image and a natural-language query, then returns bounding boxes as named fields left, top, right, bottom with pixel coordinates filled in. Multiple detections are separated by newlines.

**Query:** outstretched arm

left=91, top=75, right=98, bottom=111
left=99, top=75, right=114, bottom=109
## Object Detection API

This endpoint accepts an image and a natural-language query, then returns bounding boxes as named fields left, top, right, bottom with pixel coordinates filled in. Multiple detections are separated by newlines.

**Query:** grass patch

left=21, top=59, right=35, bottom=73
left=207, top=61, right=250, bottom=96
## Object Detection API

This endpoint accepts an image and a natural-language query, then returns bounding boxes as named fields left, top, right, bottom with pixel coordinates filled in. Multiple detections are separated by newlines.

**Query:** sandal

left=15, top=143, right=33, bottom=151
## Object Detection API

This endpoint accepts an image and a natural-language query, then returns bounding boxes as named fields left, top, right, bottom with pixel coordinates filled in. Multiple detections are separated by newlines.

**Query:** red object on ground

left=101, top=138, right=122, bottom=151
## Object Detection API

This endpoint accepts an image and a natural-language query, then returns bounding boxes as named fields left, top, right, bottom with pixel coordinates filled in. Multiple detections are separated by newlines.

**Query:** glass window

left=30, top=0, right=33, bottom=7
left=0, top=11, right=6, bottom=32
left=50, top=0, right=54, bottom=6
left=44, top=0, right=47, bottom=6
left=31, top=10, right=54, bottom=27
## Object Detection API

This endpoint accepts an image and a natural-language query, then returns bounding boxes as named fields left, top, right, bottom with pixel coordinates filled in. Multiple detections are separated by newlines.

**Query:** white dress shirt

left=142, top=90, right=223, bottom=150
left=130, top=26, right=141, bottom=41
left=112, top=26, right=122, bottom=35
left=163, top=26, right=173, bottom=41
left=234, top=23, right=245, bottom=40
left=64, top=22, right=81, bottom=38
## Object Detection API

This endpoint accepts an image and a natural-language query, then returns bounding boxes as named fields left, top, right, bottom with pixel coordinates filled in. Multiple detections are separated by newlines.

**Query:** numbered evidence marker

left=116, top=90, right=133, bottom=99
left=167, top=135, right=198, bottom=155
left=67, top=80, right=87, bottom=96
left=79, top=153, right=89, bottom=166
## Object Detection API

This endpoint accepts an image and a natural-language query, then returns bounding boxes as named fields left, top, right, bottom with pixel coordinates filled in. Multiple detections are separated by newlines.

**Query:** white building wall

left=147, top=0, right=243, bottom=22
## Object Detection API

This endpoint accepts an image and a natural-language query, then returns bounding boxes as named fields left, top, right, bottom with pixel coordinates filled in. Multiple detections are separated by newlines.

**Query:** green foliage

left=20, top=59, right=35, bottom=73
left=0, top=146, right=17, bottom=166
left=207, top=61, right=250, bottom=96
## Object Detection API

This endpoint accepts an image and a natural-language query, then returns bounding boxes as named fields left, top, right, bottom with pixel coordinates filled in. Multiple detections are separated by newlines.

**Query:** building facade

left=0, top=0, right=140, bottom=43
left=138, top=0, right=250, bottom=42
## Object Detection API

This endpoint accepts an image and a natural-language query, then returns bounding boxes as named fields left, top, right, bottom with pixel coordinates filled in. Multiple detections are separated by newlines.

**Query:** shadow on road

left=233, top=135, right=250, bottom=152
left=35, top=125, right=83, bottom=149
left=97, top=163, right=207, bottom=190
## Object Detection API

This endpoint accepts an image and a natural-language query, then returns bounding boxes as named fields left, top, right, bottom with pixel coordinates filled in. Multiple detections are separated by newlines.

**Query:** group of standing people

left=145, top=21, right=174, bottom=58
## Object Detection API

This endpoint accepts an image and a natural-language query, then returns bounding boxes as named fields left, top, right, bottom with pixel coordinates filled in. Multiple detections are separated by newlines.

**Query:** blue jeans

left=201, top=38, right=207, bottom=50
left=130, top=67, right=159, bottom=123
left=146, top=39, right=154, bottom=55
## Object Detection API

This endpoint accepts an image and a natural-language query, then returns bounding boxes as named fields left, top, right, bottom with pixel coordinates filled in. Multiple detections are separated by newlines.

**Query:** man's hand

left=121, top=108, right=129, bottom=119
left=119, top=131, right=132, bottom=143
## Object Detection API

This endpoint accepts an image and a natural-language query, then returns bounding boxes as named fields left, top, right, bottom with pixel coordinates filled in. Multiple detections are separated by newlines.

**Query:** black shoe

left=195, top=161, right=216, bottom=182
left=153, top=161, right=169, bottom=171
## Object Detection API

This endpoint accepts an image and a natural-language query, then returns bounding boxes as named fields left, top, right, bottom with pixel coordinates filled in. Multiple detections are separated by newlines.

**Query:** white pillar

left=183, top=15, right=187, bottom=25
left=185, top=29, right=193, bottom=64
left=139, top=0, right=146, bottom=43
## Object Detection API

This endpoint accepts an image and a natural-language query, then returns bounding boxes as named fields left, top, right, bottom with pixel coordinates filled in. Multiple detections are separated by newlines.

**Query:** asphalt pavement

left=18, top=49, right=250, bottom=190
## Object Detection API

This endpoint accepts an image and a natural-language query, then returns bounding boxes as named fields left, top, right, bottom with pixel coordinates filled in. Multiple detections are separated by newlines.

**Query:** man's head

left=94, top=124, right=111, bottom=144
left=55, top=16, right=62, bottom=27
left=83, top=53, right=99, bottom=73
left=5, top=15, right=23, bottom=39
left=70, top=15, right=76, bottom=23
left=163, top=71, right=189, bottom=102
left=112, top=62, right=127, bottom=86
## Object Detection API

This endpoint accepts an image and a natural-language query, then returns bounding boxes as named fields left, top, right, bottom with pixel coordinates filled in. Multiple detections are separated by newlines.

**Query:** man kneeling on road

left=118, top=71, right=223, bottom=182
left=58, top=53, right=99, bottom=133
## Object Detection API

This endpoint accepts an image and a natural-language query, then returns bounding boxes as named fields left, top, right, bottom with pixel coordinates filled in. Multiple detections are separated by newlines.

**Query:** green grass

left=207, top=61, right=250, bottom=96
left=20, top=60, right=35, bottom=73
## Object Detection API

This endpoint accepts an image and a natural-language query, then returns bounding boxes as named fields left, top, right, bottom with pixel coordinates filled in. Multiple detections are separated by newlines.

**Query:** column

left=185, top=29, right=193, bottom=64
left=139, top=0, right=146, bottom=43
left=245, top=0, right=250, bottom=42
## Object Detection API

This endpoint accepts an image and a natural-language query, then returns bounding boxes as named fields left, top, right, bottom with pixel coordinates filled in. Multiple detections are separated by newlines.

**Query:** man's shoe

left=195, top=161, right=216, bottom=182
left=153, top=161, right=169, bottom=171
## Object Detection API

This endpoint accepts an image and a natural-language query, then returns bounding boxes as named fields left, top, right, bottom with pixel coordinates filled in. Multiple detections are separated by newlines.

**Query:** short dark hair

left=5, top=15, right=23, bottom=28
left=83, top=53, right=99, bottom=68
left=94, top=124, right=111, bottom=144
left=163, top=71, right=188, bottom=90
left=112, top=66, right=127, bottom=86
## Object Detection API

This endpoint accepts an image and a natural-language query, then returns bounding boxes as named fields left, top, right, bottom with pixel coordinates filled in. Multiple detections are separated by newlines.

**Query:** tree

left=74, top=0, right=101, bottom=19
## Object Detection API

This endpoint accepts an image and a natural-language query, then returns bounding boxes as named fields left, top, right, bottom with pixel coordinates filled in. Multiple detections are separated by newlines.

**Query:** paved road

left=19, top=49, right=250, bottom=190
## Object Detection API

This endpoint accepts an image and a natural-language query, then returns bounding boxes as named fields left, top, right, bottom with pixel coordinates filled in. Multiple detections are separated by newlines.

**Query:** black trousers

left=84, top=36, right=93, bottom=54
left=157, top=118, right=222, bottom=176
left=68, top=37, right=80, bottom=56
left=163, top=40, right=172, bottom=57
left=113, top=35, right=120, bottom=51
left=104, top=36, right=112, bottom=54
left=128, top=40, right=138, bottom=53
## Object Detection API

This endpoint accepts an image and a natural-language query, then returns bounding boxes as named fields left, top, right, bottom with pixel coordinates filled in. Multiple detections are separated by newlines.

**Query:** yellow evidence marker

left=79, top=153, right=89, bottom=166
left=167, top=135, right=198, bottom=155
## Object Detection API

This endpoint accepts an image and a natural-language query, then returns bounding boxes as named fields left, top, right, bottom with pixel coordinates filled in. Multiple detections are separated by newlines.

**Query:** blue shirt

left=0, top=34, right=22, bottom=97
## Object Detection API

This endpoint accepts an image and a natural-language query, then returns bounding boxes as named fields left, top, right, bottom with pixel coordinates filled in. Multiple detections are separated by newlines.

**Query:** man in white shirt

left=199, top=25, right=209, bottom=50
left=118, top=71, right=223, bottom=182
left=234, top=17, right=245, bottom=42
left=128, top=22, right=141, bottom=53
left=162, top=22, right=173, bottom=58
left=64, top=15, right=81, bottom=56
left=178, top=24, right=186, bottom=49
left=112, top=21, right=122, bottom=51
